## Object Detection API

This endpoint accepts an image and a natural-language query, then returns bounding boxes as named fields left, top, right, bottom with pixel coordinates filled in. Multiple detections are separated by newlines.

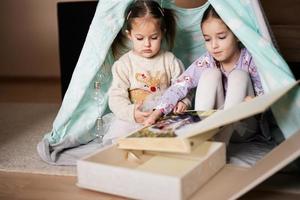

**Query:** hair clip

left=126, top=10, right=132, bottom=20
left=158, top=7, right=164, bottom=16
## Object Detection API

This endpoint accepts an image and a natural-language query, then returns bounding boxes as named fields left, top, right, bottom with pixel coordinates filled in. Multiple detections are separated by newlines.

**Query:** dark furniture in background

left=57, top=1, right=98, bottom=98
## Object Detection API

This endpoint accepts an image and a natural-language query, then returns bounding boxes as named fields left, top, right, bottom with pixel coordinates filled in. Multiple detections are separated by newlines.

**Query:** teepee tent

left=37, top=0, right=299, bottom=166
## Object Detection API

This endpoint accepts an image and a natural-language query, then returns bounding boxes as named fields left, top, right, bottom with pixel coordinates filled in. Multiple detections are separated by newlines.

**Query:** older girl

left=145, top=5, right=264, bottom=144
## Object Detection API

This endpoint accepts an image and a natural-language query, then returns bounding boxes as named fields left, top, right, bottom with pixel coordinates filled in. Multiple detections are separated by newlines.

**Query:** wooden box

left=77, top=81, right=300, bottom=199
left=77, top=141, right=225, bottom=200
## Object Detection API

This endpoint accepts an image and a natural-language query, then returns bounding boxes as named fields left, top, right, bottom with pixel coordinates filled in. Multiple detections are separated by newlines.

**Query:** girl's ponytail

left=111, top=30, right=127, bottom=60
left=162, top=8, right=177, bottom=50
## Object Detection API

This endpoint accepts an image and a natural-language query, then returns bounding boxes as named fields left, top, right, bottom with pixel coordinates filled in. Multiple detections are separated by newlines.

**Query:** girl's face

left=127, top=17, right=163, bottom=58
left=202, top=17, right=240, bottom=65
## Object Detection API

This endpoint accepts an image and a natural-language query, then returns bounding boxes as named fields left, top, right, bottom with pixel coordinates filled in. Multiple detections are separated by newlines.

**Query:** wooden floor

left=0, top=77, right=299, bottom=200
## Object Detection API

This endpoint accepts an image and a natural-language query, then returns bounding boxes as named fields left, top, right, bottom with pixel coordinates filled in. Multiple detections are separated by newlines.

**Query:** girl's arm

left=108, top=61, right=136, bottom=122
left=169, top=55, right=192, bottom=109
left=168, top=55, right=190, bottom=113
left=155, top=56, right=206, bottom=115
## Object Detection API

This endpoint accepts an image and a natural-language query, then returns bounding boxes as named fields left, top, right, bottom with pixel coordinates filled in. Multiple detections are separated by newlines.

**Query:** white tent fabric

left=37, top=0, right=300, bottom=164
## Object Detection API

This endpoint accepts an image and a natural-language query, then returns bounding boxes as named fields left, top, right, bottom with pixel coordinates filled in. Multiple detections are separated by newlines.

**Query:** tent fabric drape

left=38, top=0, right=299, bottom=164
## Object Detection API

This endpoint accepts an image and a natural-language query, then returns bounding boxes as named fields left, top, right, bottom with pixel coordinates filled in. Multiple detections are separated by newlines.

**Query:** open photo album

left=129, top=110, right=216, bottom=138
left=117, top=81, right=299, bottom=153
left=117, top=110, right=218, bottom=153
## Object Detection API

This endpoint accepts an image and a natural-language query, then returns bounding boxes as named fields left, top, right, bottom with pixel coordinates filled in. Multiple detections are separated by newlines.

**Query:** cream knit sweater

left=109, top=50, right=190, bottom=122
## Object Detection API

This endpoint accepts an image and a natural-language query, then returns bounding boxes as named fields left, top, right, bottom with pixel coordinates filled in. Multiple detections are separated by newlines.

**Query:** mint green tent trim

left=46, top=0, right=133, bottom=145
left=208, top=0, right=299, bottom=138
left=40, top=0, right=299, bottom=163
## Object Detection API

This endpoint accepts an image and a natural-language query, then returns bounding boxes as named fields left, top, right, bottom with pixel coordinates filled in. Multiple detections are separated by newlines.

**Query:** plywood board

left=190, top=129, right=300, bottom=200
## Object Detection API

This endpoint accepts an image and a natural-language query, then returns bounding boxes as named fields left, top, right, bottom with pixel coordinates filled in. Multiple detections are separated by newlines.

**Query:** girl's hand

left=143, top=109, right=163, bottom=126
left=134, top=103, right=151, bottom=123
left=173, top=101, right=187, bottom=114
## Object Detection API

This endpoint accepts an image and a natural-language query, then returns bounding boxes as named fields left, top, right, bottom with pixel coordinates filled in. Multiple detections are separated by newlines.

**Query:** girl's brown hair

left=201, top=5, right=242, bottom=48
left=111, top=0, right=177, bottom=59
left=201, top=5, right=221, bottom=27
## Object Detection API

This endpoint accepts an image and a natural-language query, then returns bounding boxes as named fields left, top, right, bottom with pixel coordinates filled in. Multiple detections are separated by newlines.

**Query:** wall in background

left=261, top=0, right=300, bottom=63
left=0, top=0, right=93, bottom=78
left=0, top=0, right=299, bottom=78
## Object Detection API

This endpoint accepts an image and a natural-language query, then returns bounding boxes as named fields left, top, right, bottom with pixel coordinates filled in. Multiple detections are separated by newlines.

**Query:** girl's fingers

left=173, top=106, right=178, bottom=113
left=135, top=102, right=143, bottom=110
left=177, top=105, right=187, bottom=113
left=141, top=111, right=152, bottom=117
left=143, top=117, right=154, bottom=126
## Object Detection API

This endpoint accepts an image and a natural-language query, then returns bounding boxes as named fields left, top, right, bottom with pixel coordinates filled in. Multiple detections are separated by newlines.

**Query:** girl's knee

left=207, top=68, right=222, bottom=76
left=228, top=70, right=249, bottom=82
left=201, top=68, right=222, bottom=81
left=227, top=70, right=252, bottom=91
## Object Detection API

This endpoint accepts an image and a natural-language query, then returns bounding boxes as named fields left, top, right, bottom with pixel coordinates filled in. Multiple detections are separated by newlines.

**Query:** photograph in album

left=117, top=110, right=217, bottom=153
left=129, top=110, right=216, bottom=138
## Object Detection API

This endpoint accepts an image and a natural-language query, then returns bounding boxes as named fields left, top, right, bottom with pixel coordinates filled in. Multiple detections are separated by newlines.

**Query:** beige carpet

left=0, top=103, right=76, bottom=176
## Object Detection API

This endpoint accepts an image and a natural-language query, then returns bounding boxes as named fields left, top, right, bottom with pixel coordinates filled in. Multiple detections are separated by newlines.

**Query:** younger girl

left=103, top=0, right=191, bottom=144
left=145, top=5, right=264, bottom=144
